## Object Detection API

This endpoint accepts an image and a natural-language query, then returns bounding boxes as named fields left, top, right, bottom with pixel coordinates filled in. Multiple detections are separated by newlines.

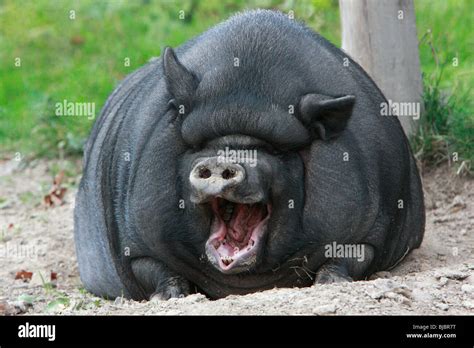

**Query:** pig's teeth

left=222, top=256, right=233, bottom=266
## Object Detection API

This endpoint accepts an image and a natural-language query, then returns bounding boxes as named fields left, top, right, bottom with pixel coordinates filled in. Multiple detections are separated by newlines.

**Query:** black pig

left=74, top=10, right=425, bottom=300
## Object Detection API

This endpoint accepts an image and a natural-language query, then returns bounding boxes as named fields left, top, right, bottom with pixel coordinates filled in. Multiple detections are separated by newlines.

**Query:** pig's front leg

left=131, top=257, right=191, bottom=300
left=314, top=244, right=375, bottom=284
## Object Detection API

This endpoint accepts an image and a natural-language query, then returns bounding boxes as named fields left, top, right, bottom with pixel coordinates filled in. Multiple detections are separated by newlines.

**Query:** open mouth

left=205, top=197, right=271, bottom=273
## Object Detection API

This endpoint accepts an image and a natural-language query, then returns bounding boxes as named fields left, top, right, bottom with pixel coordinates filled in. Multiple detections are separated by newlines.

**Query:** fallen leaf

left=43, top=170, right=67, bottom=207
left=50, top=272, right=58, bottom=281
left=15, top=270, right=33, bottom=281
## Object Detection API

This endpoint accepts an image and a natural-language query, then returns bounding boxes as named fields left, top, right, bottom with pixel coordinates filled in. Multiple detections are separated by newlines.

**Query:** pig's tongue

left=227, top=204, right=263, bottom=246
left=213, top=202, right=265, bottom=260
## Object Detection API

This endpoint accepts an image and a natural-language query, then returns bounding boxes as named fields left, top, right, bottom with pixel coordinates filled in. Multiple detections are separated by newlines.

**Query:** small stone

left=461, top=284, right=474, bottom=294
left=438, top=277, right=449, bottom=286
left=179, top=293, right=208, bottom=304
left=411, top=288, right=433, bottom=302
left=312, top=303, right=337, bottom=315
left=367, top=279, right=410, bottom=300
left=449, top=195, right=466, bottom=210
left=434, top=302, right=449, bottom=311
left=385, top=291, right=398, bottom=299
left=367, top=288, right=385, bottom=300
left=435, top=270, right=469, bottom=280
left=462, top=301, right=474, bottom=309
left=394, top=287, right=412, bottom=298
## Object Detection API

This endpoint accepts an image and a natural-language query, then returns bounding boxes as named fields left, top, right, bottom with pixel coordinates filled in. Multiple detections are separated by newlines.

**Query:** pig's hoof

left=314, top=264, right=353, bottom=284
left=149, top=276, right=191, bottom=301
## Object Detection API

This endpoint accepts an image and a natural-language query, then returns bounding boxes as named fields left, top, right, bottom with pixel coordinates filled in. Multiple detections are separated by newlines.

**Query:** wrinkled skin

left=74, top=10, right=425, bottom=300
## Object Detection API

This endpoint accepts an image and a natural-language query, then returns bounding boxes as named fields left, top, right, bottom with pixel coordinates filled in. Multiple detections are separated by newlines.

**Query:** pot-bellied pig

left=74, top=10, right=425, bottom=300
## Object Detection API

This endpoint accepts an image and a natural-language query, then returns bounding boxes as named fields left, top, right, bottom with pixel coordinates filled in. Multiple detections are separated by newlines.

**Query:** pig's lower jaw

left=205, top=198, right=271, bottom=274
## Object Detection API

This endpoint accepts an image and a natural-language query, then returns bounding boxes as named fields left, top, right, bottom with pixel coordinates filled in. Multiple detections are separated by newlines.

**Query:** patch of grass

left=45, top=297, right=70, bottom=312
left=75, top=287, right=103, bottom=310
left=412, top=0, right=473, bottom=174
left=38, top=271, right=56, bottom=291
left=0, top=0, right=340, bottom=158
left=412, top=69, right=472, bottom=174
left=411, top=1, right=473, bottom=175
left=37, top=272, right=71, bottom=312
left=416, top=0, right=473, bottom=99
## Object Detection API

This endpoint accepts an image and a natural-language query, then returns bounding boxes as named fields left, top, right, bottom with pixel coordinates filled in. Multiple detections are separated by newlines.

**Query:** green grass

left=0, top=0, right=472, bottom=172
left=413, top=0, right=473, bottom=173
left=416, top=0, right=473, bottom=96
left=0, top=0, right=228, bottom=157
left=412, top=67, right=473, bottom=173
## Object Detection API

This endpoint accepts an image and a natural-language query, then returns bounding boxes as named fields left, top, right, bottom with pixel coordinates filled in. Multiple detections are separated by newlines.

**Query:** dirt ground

left=0, top=158, right=472, bottom=315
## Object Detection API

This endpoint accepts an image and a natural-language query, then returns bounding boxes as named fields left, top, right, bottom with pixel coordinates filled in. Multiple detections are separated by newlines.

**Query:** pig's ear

left=162, top=47, right=199, bottom=111
left=298, top=94, right=355, bottom=140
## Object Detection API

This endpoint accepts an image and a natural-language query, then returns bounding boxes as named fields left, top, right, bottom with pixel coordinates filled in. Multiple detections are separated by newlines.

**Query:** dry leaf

left=15, top=270, right=33, bottom=281
left=43, top=170, right=67, bottom=207
left=50, top=272, right=58, bottom=281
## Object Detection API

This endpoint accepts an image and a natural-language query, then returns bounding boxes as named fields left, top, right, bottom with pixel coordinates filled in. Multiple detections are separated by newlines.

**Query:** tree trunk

left=339, top=0, right=423, bottom=136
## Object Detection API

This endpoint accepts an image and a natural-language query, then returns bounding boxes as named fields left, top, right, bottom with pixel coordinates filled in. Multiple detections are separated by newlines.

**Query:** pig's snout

left=189, top=158, right=245, bottom=199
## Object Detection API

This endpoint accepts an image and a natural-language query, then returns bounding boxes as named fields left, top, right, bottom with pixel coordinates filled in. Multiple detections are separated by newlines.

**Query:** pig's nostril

left=198, top=167, right=212, bottom=179
left=222, top=168, right=236, bottom=180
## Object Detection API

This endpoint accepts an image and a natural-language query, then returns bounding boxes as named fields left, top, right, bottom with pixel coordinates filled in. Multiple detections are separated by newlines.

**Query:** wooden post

left=339, top=0, right=423, bottom=136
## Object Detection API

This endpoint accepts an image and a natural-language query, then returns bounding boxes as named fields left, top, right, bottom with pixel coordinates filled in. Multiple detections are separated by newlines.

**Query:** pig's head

left=162, top=47, right=355, bottom=275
